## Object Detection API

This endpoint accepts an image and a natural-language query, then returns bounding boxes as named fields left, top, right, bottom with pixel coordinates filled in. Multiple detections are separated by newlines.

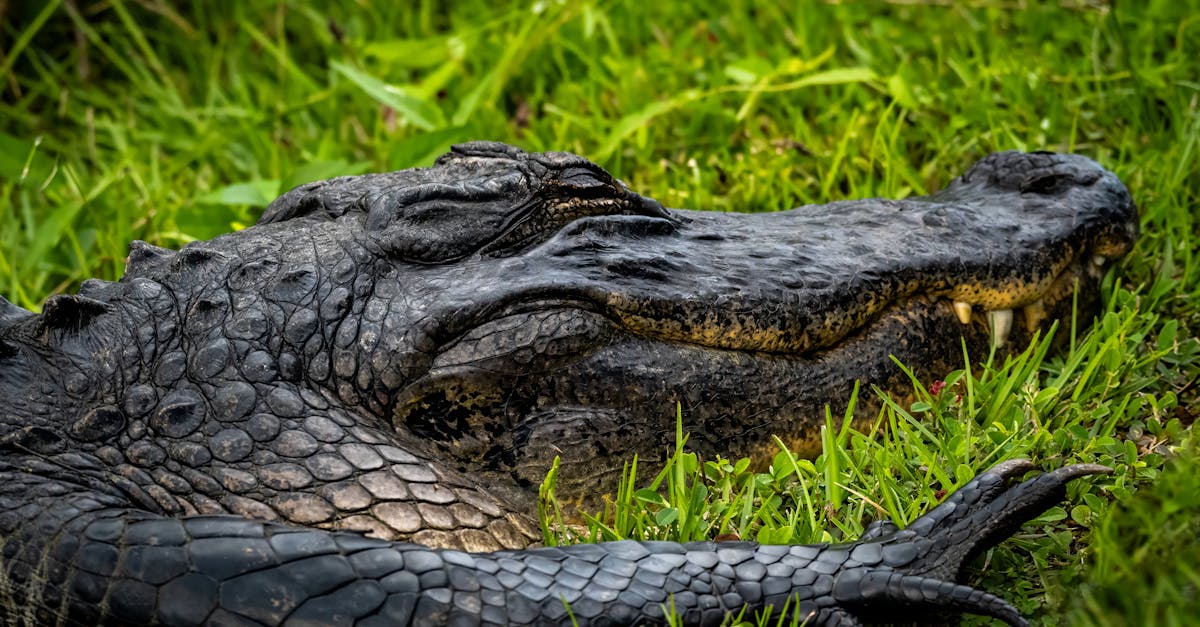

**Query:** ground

left=1, top=1, right=1197, bottom=623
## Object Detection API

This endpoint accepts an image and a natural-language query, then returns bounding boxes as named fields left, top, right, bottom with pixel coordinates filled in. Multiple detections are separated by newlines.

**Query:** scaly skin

left=0, top=457, right=1107, bottom=625
left=0, top=142, right=1135, bottom=624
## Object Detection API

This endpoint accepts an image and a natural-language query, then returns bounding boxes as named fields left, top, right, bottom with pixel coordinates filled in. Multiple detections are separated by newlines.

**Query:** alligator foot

left=813, top=459, right=1111, bottom=626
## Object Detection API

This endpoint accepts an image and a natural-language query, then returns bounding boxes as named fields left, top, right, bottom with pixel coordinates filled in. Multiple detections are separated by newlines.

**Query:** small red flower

left=930, top=380, right=947, bottom=395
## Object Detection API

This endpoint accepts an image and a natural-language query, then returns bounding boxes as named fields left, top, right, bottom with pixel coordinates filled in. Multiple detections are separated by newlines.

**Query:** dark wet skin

left=0, top=142, right=1135, bottom=624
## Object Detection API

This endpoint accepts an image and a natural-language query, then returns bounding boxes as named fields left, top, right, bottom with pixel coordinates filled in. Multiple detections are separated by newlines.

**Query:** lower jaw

left=528, top=280, right=1098, bottom=503
left=394, top=278, right=1099, bottom=516
left=562, top=295, right=1003, bottom=451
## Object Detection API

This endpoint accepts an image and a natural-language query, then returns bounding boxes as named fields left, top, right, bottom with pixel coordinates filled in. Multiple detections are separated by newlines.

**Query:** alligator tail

left=0, top=459, right=1104, bottom=626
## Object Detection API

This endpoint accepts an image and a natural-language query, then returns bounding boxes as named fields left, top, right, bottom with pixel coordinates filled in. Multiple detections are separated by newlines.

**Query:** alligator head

left=262, top=142, right=1136, bottom=509
left=0, top=142, right=1135, bottom=554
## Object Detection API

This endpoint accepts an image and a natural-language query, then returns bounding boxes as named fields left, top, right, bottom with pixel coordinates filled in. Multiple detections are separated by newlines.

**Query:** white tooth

left=1023, top=299, right=1046, bottom=330
left=1092, top=255, right=1106, bottom=267
left=953, top=301, right=973, bottom=325
left=988, top=309, right=1013, bottom=349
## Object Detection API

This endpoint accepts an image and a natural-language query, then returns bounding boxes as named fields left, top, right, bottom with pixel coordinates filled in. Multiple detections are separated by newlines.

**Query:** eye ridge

left=555, top=164, right=618, bottom=190
left=552, top=182, right=622, bottom=202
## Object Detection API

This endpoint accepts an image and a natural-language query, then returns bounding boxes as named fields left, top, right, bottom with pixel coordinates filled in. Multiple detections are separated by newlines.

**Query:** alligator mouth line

left=442, top=248, right=1102, bottom=381
left=600, top=250, right=1107, bottom=356
left=459, top=246, right=1105, bottom=366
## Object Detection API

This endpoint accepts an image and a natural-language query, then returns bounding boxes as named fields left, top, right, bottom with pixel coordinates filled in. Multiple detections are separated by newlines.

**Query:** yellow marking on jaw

left=604, top=241, right=1096, bottom=355
left=607, top=305, right=801, bottom=354
left=1039, top=262, right=1086, bottom=312
left=944, top=267, right=1062, bottom=310
left=939, top=240, right=1082, bottom=309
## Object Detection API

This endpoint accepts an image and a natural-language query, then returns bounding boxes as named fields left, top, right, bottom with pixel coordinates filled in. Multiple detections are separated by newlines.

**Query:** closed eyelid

left=556, top=167, right=613, bottom=188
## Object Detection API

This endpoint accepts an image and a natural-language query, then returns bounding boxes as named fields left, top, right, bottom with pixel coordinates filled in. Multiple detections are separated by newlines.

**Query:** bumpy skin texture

left=0, top=457, right=1108, bottom=626
left=0, top=142, right=1135, bottom=624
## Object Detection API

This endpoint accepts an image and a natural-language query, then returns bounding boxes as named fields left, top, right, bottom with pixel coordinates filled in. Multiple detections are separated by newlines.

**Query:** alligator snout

left=945, top=150, right=1137, bottom=258
left=519, top=149, right=1136, bottom=355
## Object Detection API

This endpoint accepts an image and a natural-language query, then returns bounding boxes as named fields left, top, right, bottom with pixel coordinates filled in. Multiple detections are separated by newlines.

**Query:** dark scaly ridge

left=35, top=295, right=111, bottom=334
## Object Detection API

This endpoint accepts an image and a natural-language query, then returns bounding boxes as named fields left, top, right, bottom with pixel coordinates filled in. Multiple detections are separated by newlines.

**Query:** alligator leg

left=0, top=459, right=1105, bottom=626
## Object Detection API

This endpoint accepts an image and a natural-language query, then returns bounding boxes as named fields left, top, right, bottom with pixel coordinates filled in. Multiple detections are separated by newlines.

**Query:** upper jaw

left=513, top=152, right=1136, bottom=355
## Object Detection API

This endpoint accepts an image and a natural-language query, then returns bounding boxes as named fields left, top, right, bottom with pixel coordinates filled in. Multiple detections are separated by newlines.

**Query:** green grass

left=2, top=0, right=1198, bottom=624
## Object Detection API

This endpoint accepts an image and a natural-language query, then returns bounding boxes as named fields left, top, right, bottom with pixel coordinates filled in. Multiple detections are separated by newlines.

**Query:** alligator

left=0, top=142, right=1136, bottom=625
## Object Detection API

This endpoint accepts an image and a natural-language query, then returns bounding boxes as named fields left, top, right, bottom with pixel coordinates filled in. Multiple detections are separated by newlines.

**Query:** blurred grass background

left=1, top=1, right=1198, bottom=624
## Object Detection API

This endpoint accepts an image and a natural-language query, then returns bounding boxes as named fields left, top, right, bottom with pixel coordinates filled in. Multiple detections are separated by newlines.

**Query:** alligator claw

left=823, top=460, right=1111, bottom=626
left=899, top=460, right=1111, bottom=581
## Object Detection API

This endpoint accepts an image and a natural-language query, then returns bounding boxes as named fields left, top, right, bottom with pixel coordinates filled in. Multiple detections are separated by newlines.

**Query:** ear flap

left=261, top=170, right=431, bottom=225
left=364, top=170, right=535, bottom=264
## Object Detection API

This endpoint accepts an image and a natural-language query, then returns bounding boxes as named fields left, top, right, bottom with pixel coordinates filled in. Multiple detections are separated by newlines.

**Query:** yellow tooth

left=988, top=309, right=1013, bottom=349
left=1023, top=299, right=1046, bottom=330
left=953, top=301, right=973, bottom=324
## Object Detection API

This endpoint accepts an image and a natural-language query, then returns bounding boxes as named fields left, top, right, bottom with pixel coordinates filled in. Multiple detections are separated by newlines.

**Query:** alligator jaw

left=385, top=150, right=1135, bottom=509
left=470, top=212, right=1122, bottom=362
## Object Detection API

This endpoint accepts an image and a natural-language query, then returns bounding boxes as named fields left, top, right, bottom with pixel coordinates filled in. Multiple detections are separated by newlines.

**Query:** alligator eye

left=1020, top=172, right=1075, bottom=195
